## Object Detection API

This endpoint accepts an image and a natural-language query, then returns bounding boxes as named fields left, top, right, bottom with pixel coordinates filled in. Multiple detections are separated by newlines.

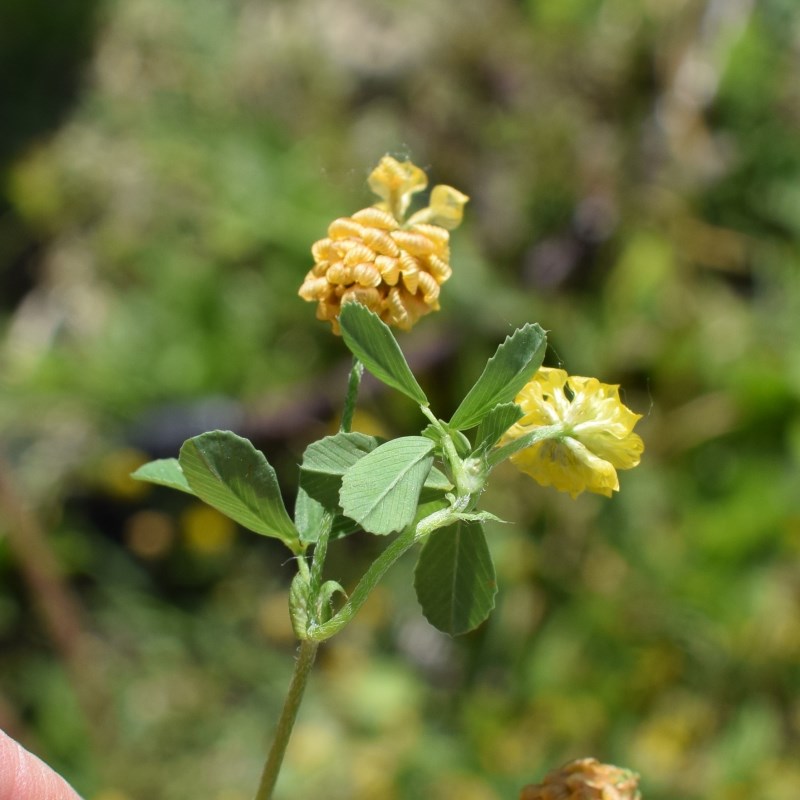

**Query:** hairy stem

left=307, top=526, right=415, bottom=641
left=256, top=358, right=363, bottom=796
left=307, top=497, right=469, bottom=643
left=254, top=639, right=319, bottom=800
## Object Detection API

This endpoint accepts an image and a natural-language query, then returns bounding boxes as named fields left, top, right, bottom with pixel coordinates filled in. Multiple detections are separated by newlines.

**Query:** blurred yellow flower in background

left=299, top=156, right=468, bottom=333
left=503, top=367, right=644, bottom=498
left=181, top=503, right=237, bottom=555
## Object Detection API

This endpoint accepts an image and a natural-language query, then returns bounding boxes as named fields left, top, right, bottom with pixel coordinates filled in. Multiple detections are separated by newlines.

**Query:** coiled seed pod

left=416, top=270, right=440, bottom=305
left=352, top=263, right=382, bottom=288
left=325, top=262, right=352, bottom=285
left=297, top=276, right=333, bottom=301
left=311, top=238, right=338, bottom=262
left=343, top=243, right=376, bottom=266
left=386, top=286, right=410, bottom=328
left=328, top=218, right=365, bottom=239
left=375, top=255, right=400, bottom=285
left=342, top=287, right=382, bottom=313
left=362, top=227, right=400, bottom=257
left=427, top=254, right=452, bottom=282
left=410, top=223, right=450, bottom=250
left=390, top=230, right=435, bottom=256
left=351, top=207, right=398, bottom=230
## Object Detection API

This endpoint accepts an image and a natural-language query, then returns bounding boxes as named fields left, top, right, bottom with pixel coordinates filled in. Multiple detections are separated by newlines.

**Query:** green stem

left=418, top=406, right=473, bottom=497
left=308, top=524, right=416, bottom=641
left=307, top=498, right=469, bottom=642
left=309, top=515, right=332, bottom=594
left=254, top=359, right=362, bottom=797
left=254, top=639, right=319, bottom=800
left=340, top=357, right=364, bottom=433
left=256, top=503, right=469, bottom=793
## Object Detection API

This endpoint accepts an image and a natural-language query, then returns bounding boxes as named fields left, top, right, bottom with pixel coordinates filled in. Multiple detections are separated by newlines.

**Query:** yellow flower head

left=299, top=156, right=468, bottom=333
left=502, top=367, right=644, bottom=498
left=519, top=758, right=641, bottom=800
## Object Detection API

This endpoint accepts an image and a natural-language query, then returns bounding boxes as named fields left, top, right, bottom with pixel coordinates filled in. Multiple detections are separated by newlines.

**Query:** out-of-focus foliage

left=1, top=0, right=799, bottom=798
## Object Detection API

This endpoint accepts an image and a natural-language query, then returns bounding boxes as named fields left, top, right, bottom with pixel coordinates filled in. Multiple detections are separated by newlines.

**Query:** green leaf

left=414, top=521, right=497, bottom=636
left=339, top=436, right=434, bottom=535
left=294, top=487, right=362, bottom=543
left=299, top=432, right=378, bottom=509
left=449, top=323, right=547, bottom=430
left=294, top=488, right=327, bottom=543
left=329, top=514, right=363, bottom=539
left=338, top=303, right=428, bottom=406
left=131, top=458, right=194, bottom=495
left=424, top=465, right=453, bottom=492
left=316, top=580, right=347, bottom=624
left=179, top=431, right=299, bottom=548
left=474, top=403, right=524, bottom=452
left=297, top=432, right=381, bottom=542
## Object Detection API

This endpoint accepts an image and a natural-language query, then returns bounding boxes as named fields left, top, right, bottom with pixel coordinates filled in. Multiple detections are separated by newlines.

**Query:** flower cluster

left=298, top=156, right=468, bottom=333
left=519, top=758, right=641, bottom=800
left=503, top=367, right=644, bottom=498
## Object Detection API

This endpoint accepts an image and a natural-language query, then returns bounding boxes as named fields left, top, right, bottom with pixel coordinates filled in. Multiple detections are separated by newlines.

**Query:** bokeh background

left=1, top=0, right=799, bottom=798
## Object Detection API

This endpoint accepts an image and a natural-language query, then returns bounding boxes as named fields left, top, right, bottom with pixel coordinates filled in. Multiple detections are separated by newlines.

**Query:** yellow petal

left=511, top=438, right=620, bottom=498
left=367, top=156, right=428, bottom=219
left=407, top=185, right=470, bottom=230
left=577, top=429, right=644, bottom=470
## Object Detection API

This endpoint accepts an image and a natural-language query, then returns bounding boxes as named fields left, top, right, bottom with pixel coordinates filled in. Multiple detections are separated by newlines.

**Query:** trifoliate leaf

left=449, top=324, right=546, bottom=430
left=179, top=430, right=300, bottom=550
left=339, top=436, right=434, bottom=535
left=414, top=520, right=497, bottom=636
left=299, top=432, right=378, bottom=509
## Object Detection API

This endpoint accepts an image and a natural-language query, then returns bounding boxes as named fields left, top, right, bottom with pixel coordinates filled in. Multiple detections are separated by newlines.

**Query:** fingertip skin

left=0, top=729, right=82, bottom=800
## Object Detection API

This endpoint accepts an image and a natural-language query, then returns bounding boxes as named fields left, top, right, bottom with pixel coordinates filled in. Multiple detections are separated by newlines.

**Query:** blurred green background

left=1, top=0, right=799, bottom=798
